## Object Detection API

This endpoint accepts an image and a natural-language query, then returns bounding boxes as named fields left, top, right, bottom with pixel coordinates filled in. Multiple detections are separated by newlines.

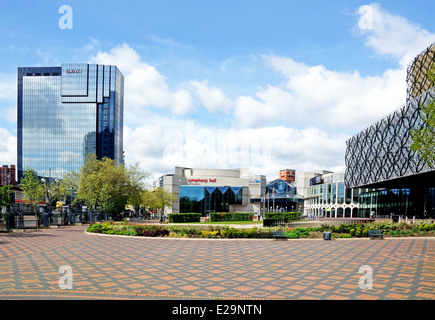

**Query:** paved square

left=0, top=226, right=434, bottom=300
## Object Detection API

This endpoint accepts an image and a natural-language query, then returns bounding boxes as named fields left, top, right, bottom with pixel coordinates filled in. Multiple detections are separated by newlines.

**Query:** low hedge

left=264, top=212, right=301, bottom=220
left=86, top=222, right=170, bottom=237
left=168, top=213, right=201, bottom=223
left=210, top=212, right=254, bottom=222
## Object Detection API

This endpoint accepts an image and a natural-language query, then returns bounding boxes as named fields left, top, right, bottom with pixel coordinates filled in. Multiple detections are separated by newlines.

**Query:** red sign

left=188, top=178, right=217, bottom=184
left=66, top=69, right=83, bottom=74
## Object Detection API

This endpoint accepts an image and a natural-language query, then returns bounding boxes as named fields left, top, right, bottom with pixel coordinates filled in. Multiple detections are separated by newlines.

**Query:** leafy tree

left=0, top=185, right=13, bottom=211
left=125, top=162, right=150, bottom=214
left=59, top=170, right=80, bottom=205
left=144, top=187, right=176, bottom=214
left=153, top=187, right=177, bottom=211
left=75, top=154, right=149, bottom=215
left=410, top=64, right=435, bottom=167
left=20, top=169, right=44, bottom=214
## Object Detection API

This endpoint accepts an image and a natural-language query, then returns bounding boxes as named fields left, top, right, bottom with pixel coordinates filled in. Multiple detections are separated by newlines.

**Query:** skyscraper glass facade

left=17, top=64, right=124, bottom=181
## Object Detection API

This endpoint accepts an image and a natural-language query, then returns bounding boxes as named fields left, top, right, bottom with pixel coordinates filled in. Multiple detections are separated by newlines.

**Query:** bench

left=368, top=229, right=383, bottom=240
left=273, top=230, right=287, bottom=241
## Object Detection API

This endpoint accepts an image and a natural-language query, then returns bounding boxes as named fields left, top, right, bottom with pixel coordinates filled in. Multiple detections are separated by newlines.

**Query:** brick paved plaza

left=0, top=225, right=434, bottom=300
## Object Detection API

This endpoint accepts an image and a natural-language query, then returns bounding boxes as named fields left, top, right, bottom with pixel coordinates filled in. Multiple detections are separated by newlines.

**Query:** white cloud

left=232, top=3, right=435, bottom=132
left=187, top=80, right=233, bottom=113
left=89, top=44, right=194, bottom=122
left=0, top=73, right=17, bottom=124
left=124, top=119, right=348, bottom=181
left=0, top=128, right=17, bottom=165
left=234, top=54, right=405, bottom=131
left=357, top=3, right=435, bottom=67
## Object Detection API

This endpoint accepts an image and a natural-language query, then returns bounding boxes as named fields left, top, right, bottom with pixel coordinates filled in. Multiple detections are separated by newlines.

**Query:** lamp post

left=41, top=178, right=48, bottom=205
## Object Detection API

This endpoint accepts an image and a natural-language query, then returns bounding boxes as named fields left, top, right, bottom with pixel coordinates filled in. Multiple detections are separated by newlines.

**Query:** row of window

left=306, top=182, right=359, bottom=205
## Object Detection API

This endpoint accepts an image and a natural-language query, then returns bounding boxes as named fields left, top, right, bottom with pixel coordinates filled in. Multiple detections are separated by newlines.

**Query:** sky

left=1, top=0, right=435, bottom=183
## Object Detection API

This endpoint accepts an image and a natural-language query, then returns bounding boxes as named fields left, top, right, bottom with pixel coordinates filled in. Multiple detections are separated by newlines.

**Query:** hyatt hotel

left=17, top=63, right=124, bottom=182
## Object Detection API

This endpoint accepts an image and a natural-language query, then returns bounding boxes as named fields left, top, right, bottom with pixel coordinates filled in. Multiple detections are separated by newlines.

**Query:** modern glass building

left=305, top=172, right=362, bottom=218
left=17, top=63, right=124, bottom=182
left=251, top=179, right=304, bottom=213
left=162, top=166, right=266, bottom=216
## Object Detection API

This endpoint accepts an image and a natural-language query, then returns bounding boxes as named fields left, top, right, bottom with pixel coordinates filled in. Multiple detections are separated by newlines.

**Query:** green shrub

left=220, top=226, right=273, bottom=238
left=339, top=233, right=352, bottom=238
left=337, top=224, right=351, bottom=233
left=210, top=212, right=254, bottom=222
left=285, top=231, right=299, bottom=239
left=293, top=227, right=309, bottom=238
left=264, top=212, right=301, bottom=221
left=87, top=223, right=103, bottom=233
left=168, top=213, right=201, bottom=223
left=370, top=221, right=396, bottom=232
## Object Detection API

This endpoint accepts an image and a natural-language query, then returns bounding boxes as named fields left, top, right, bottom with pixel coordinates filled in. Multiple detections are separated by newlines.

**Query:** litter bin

left=323, top=231, right=331, bottom=240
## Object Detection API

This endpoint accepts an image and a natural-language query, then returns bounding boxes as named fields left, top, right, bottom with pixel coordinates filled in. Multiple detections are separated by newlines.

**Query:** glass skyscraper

left=17, top=63, right=124, bottom=182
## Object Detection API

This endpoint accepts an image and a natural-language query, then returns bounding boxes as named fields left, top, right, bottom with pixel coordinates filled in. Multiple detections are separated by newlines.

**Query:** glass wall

left=179, top=186, right=243, bottom=215
left=21, top=75, right=96, bottom=180
left=306, top=181, right=360, bottom=218
left=358, top=188, right=414, bottom=217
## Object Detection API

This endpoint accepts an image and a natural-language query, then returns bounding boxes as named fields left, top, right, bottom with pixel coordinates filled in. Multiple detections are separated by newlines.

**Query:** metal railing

left=263, top=218, right=370, bottom=228
left=0, top=204, right=124, bottom=232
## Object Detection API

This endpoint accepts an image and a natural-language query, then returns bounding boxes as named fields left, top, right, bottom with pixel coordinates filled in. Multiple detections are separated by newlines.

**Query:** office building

left=17, top=63, right=124, bottom=182
left=304, top=171, right=363, bottom=218
left=279, top=169, right=296, bottom=183
left=0, top=165, right=16, bottom=186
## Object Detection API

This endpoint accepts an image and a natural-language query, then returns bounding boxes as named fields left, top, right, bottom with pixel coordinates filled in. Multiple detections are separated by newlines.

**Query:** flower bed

left=86, top=220, right=435, bottom=239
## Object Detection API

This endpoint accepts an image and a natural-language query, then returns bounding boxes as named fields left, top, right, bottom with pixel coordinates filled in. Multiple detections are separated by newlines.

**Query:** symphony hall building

left=161, top=167, right=267, bottom=215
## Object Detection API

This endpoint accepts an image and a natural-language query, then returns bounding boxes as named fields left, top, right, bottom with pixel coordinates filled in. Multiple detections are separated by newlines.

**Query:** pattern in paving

left=0, top=226, right=435, bottom=300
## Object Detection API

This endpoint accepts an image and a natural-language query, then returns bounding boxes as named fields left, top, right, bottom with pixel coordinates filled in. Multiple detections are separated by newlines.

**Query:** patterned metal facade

left=406, top=42, right=435, bottom=102
left=345, top=89, right=435, bottom=189
left=346, top=42, right=435, bottom=189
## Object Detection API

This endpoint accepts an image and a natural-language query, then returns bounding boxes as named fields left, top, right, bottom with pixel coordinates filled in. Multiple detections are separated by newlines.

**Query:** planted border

left=168, top=213, right=201, bottom=223
left=210, top=212, right=254, bottom=222
left=264, top=212, right=301, bottom=220
left=86, top=220, right=435, bottom=239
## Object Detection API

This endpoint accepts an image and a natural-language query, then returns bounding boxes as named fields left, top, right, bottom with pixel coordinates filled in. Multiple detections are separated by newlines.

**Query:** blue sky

left=1, top=1, right=435, bottom=181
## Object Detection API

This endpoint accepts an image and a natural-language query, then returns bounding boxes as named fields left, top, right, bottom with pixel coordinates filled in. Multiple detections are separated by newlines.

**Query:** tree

left=75, top=154, right=149, bottom=216
left=0, top=185, right=13, bottom=230
left=125, top=162, right=150, bottom=214
left=0, top=185, right=13, bottom=209
left=20, top=169, right=44, bottom=214
left=143, top=187, right=176, bottom=215
left=410, top=65, right=435, bottom=167
left=59, top=170, right=80, bottom=205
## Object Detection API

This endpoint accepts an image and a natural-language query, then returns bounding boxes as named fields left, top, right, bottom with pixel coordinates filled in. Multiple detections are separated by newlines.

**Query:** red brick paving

left=0, top=226, right=435, bottom=300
